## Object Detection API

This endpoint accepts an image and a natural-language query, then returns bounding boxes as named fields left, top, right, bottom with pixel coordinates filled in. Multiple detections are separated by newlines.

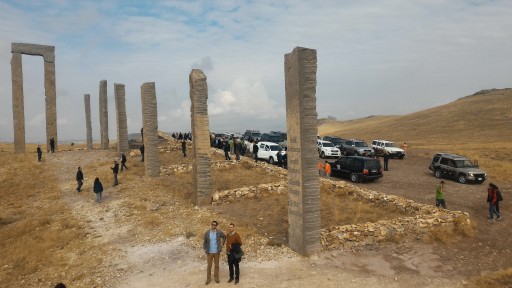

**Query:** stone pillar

left=11, top=53, right=25, bottom=154
left=99, top=80, right=109, bottom=150
left=141, top=82, right=160, bottom=177
left=84, top=94, right=93, bottom=150
left=114, top=83, right=129, bottom=154
left=284, top=47, right=321, bottom=256
left=44, top=61, right=57, bottom=152
left=189, top=69, right=212, bottom=205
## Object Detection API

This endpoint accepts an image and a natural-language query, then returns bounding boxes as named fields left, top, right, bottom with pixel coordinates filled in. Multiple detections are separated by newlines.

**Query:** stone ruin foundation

left=189, top=69, right=213, bottom=206
left=284, top=47, right=322, bottom=256
left=11, top=43, right=57, bottom=153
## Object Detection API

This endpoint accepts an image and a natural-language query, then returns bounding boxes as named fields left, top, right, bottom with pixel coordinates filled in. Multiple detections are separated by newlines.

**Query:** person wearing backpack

left=489, top=183, right=503, bottom=216
left=487, top=183, right=501, bottom=222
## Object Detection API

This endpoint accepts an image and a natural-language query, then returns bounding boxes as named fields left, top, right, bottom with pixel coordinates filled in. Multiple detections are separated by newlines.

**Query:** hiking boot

left=489, top=219, right=494, bottom=223
left=235, top=279, right=239, bottom=284
left=228, top=279, right=234, bottom=283
left=497, top=216, right=502, bottom=221
left=205, top=279, right=211, bottom=285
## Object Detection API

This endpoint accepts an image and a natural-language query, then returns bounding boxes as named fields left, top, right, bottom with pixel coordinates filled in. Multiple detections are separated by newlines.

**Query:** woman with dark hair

left=93, top=177, right=104, bottom=203
left=487, top=183, right=501, bottom=222
left=489, top=183, right=503, bottom=215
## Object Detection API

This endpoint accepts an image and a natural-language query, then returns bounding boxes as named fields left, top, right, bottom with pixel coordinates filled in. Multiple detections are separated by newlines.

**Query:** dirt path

left=46, top=149, right=485, bottom=287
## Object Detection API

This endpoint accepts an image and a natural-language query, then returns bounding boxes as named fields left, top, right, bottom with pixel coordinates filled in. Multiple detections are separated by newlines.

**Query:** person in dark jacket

left=181, top=140, right=187, bottom=157
left=226, top=223, right=243, bottom=284
left=489, top=183, right=503, bottom=214
left=120, top=153, right=128, bottom=171
left=139, top=144, right=145, bottom=162
left=93, top=177, right=103, bottom=203
left=383, top=150, right=390, bottom=171
left=50, top=138, right=55, bottom=153
left=76, top=167, right=84, bottom=192
left=111, top=161, right=119, bottom=186
left=37, top=145, right=42, bottom=162
left=223, top=141, right=231, bottom=161
left=253, top=142, right=259, bottom=163
left=203, top=220, right=226, bottom=284
left=488, top=183, right=502, bottom=222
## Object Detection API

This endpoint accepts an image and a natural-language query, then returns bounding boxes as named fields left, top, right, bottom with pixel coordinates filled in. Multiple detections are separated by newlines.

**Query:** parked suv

left=256, top=141, right=286, bottom=164
left=429, top=153, right=487, bottom=184
left=371, top=140, right=405, bottom=159
left=322, top=136, right=345, bottom=149
left=260, top=133, right=283, bottom=143
left=317, top=140, right=341, bottom=158
left=342, top=139, right=374, bottom=157
left=327, top=156, right=383, bottom=182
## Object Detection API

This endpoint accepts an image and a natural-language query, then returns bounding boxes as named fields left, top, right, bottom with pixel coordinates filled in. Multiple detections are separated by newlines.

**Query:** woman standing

left=487, top=183, right=501, bottom=222
left=93, top=177, right=104, bottom=203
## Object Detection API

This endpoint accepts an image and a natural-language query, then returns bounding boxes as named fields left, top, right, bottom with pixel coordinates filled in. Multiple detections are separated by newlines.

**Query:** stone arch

left=11, top=43, right=57, bottom=154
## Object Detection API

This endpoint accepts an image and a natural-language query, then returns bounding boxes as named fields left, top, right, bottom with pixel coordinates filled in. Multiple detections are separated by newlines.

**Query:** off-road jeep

left=429, top=153, right=487, bottom=184
left=372, top=140, right=405, bottom=159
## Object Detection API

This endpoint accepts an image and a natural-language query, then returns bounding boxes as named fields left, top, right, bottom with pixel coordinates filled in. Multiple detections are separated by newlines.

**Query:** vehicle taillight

left=363, top=169, right=369, bottom=175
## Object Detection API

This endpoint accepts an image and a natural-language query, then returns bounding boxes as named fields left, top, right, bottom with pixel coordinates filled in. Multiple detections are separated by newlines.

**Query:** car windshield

left=322, top=142, right=334, bottom=147
left=270, top=145, right=280, bottom=151
left=331, top=139, right=343, bottom=145
left=354, top=141, right=368, bottom=147
left=384, top=142, right=396, bottom=147
left=454, top=159, right=474, bottom=168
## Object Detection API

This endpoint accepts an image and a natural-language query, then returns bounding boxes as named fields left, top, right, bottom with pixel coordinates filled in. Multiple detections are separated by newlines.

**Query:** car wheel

left=434, top=170, right=442, bottom=178
left=320, top=151, right=325, bottom=158
left=458, top=174, right=467, bottom=184
left=269, top=157, right=275, bottom=164
left=350, top=173, right=359, bottom=183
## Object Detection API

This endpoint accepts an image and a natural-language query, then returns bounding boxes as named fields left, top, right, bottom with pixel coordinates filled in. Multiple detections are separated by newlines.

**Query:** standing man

left=37, top=145, right=42, bottom=162
left=50, top=138, right=55, bottom=153
left=252, top=142, right=259, bottom=163
left=401, top=142, right=408, bottom=158
left=223, top=141, right=231, bottom=161
left=435, top=181, right=447, bottom=209
left=111, top=161, right=119, bottom=186
left=383, top=150, right=390, bottom=171
left=487, top=183, right=501, bottom=222
left=226, top=223, right=242, bottom=284
left=234, top=139, right=241, bottom=161
left=181, top=140, right=187, bottom=157
left=120, top=153, right=128, bottom=171
left=324, top=161, right=331, bottom=178
left=76, top=167, right=84, bottom=192
left=203, top=220, right=226, bottom=285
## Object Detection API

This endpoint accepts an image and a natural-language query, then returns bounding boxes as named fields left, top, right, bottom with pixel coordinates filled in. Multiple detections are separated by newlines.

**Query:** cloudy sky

left=0, top=0, right=511, bottom=142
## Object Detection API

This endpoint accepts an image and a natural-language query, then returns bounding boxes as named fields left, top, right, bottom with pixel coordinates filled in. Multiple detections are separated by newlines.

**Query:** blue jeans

left=95, top=192, right=102, bottom=203
left=489, top=203, right=500, bottom=220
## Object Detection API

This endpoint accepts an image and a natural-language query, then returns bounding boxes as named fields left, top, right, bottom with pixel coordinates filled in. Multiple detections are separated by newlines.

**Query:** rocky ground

left=39, top=144, right=510, bottom=287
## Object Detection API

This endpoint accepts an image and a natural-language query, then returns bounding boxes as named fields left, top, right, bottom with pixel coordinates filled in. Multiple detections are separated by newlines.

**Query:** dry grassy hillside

left=319, top=88, right=512, bottom=181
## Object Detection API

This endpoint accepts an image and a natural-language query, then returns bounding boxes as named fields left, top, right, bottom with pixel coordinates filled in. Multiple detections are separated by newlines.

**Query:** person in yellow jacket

left=324, top=161, right=331, bottom=178
left=317, top=161, right=325, bottom=176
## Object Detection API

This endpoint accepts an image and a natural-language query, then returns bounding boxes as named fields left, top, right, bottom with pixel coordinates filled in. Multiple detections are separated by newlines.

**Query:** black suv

left=429, top=153, right=487, bottom=184
left=322, top=136, right=345, bottom=149
left=328, top=156, right=383, bottom=182
left=260, top=132, right=284, bottom=143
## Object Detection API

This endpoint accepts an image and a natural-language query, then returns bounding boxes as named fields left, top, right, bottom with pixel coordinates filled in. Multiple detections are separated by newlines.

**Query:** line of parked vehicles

left=213, top=130, right=487, bottom=185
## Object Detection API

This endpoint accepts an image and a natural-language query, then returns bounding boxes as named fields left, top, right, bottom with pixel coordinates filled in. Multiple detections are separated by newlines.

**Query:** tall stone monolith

left=285, top=47, right=321, bottom=256
left=114, top=83, right=129, bottom=154
left=141, top=82, right=160, bottom=177
left=189, top=69, right=212, bottom=205
left=11, top=43, right=57, bottom=153
left=84, top=94, right=93, bottom=150
left=99, top=80, right=109, bottom=150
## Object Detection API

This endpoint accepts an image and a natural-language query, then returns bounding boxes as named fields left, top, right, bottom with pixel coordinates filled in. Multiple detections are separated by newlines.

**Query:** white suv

left=317, top=140, right=341, bottom=158
left=371, top=140, right=405, bottom=159
left=257, top=141, right=286, bottom=164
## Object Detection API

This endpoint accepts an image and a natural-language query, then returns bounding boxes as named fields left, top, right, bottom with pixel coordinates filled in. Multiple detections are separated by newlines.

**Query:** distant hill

left=318, top=88, right=512, bottom=145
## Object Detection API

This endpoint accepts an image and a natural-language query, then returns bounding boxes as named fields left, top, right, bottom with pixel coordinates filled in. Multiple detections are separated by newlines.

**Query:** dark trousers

left=383, top=159, right=389, bottom=171
left=76, top=180, right=83, bottom=192
left=224, top=151, right=231, bottom=160
left=37, top=153, right=42, bottom=162
left=253, top=152, right=258, bottom=162
left=121, top=162, right=128, bottom=171
left=227, top=254, right=240, bottom=280
left=182, top=148, right=186, bottom=157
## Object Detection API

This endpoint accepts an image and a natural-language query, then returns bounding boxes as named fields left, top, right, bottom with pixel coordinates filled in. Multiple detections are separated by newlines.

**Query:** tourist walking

left=93, top=177, right=103, bottom=203
left=226, top=223, right=242, bottom=284
left=383, top=150, right=390, bottom=171
left=203, top=220, right=226, bottom=285
left=76, top=167, right=84, bottom=192
left=37, top=145, right=42, bottom=162
left=324, top=161, right=331, bottom=178
left=253, top=142, right=259, bottom=163
left=487, top=183, right=501, bottom=222
left=234, top=139, right=241, bottom=161
left=111, top=161, right=119, bottom=186
left=50, top=138, right=55, bottom=153
left=435, top=181, right=447, bottom=209
left=140, top=144, right=145, bottom=162
left=120, top=153, right=128, bottom=171
left=223, top=141, right=231, bottom=161
left=181, top=140, right=187, bottom=157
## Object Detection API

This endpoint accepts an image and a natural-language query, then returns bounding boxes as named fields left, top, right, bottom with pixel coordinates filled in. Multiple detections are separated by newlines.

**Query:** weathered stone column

left=189, top=69, right=212, bottom=205
left=285, top=47, right=321, bottom=256
left=44, top=61, right=57, bottom=152
left=114, top=83, right=129, bottom=154
left=84, top=94, right=93, bottom=150
left=99, top=80, right=109, bottom=150
left=141, top=82, right=160, bottom=177
left=11, top=52, right=25, bottom=154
